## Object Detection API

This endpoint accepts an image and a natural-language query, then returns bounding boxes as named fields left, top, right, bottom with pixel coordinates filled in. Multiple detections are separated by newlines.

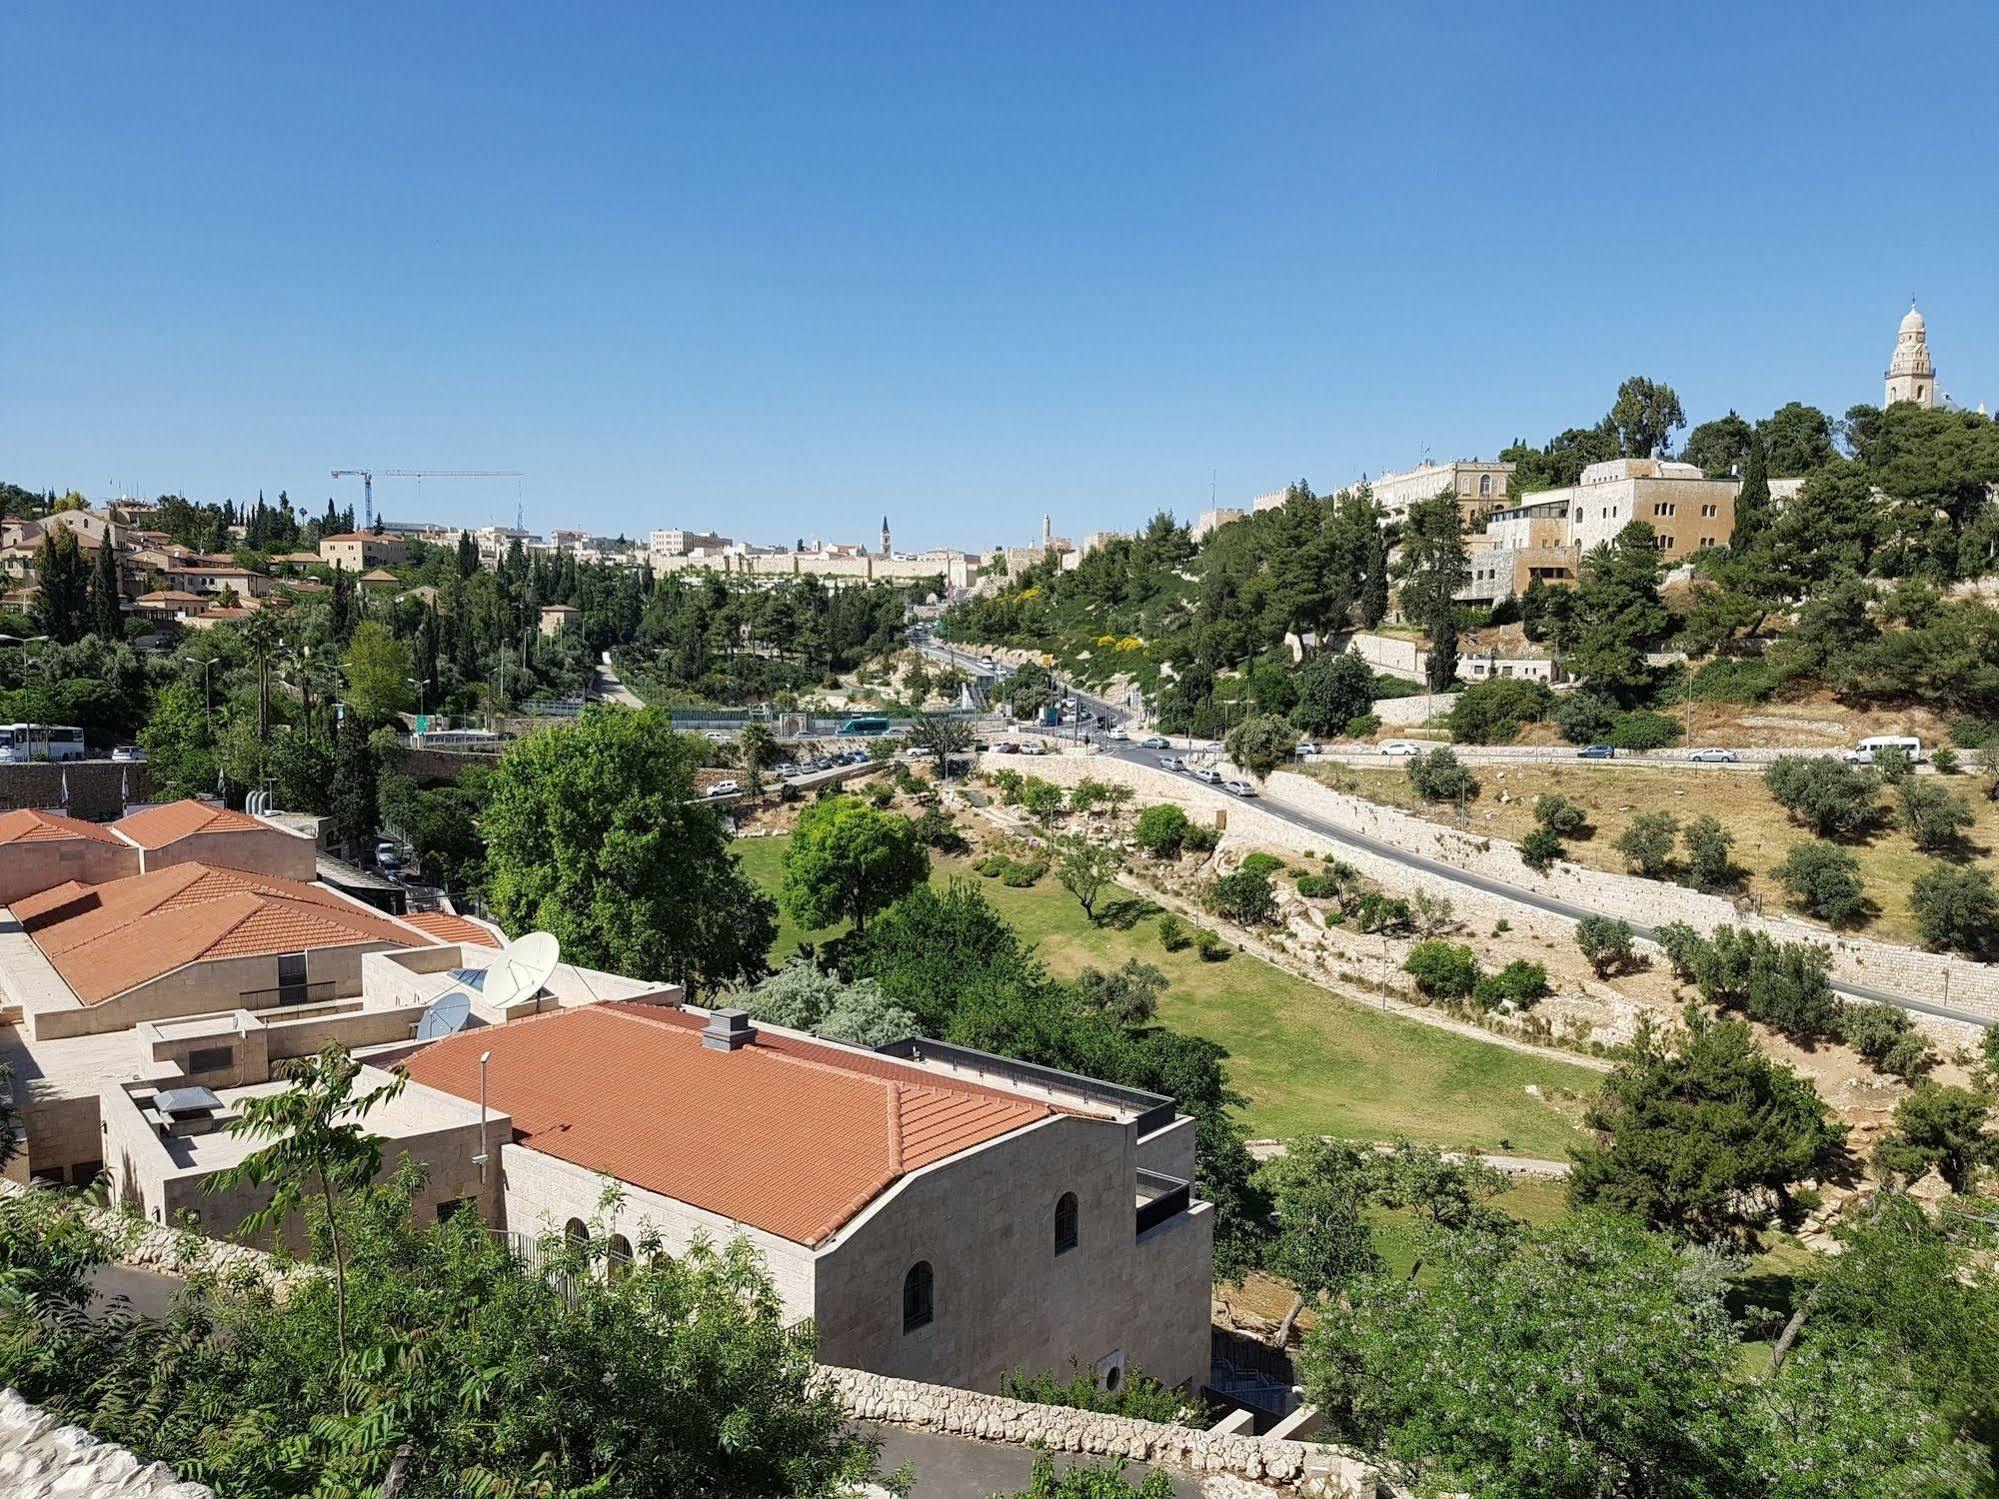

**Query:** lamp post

left=408, top=675, right=431, bottom=720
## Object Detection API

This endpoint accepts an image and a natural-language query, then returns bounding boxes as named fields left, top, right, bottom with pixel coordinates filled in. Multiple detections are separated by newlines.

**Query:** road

left=1099, top=742, right=1994, bottom=1030
left=589, top=658, right=646, bottom=707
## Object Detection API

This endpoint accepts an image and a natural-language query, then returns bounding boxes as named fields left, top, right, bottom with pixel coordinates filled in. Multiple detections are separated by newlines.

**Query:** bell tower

left=880, top=514, right=891, bottom=556
left=1885, top=301, right=1937, bottom=408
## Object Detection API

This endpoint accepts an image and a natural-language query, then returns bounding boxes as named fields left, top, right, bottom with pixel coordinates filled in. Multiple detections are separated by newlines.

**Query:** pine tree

left=1731, top=436, right=1772, bottom=552
left=329, top=711, right=378, bottom=855
left=30, top=527, right=92, bottom=643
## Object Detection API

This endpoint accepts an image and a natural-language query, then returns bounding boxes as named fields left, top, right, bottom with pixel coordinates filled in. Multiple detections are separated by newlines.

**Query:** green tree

left=1607, top=374, right=1688, bottom=458
left=29, top=526, right=91, bottom=644
left=742, top=961, right=918, bottom=1047
left=1564, top=522, right=1669, bottom=701
left=1290, top=650, right=1375, bottom=737
left=138, top=677, right=218, bottom=799
left=340, top=619, right=414, bottom=724
left=1875, top=1083, right=1998, bottom=1193
left=1574, top=914, right=1636, bottom=975
left=1073, top=959, right=1168, bottom=1027
left=1731, top=433, right=1773, bottom=550
left=1518, top=826, right=1563, bottom=874
left=1910, top=861, right=1998, bottom=956
left=1207, top=868, right=1276, bottom=926
left=780, top=794, right=930, bottom=934
left=1259, top=1137, right=1386, bottom=1346
left=1054, top=835, right=1123, bottom=922
left=1763, top=755, right=1881, bottom=839
left=1004, top=1453, right=1174, bottom=1499
left=1533, top=793, right=1589, bottom=836
left=906, top=712, right=974, bottom=777
left=1614, top=811, right=1679, bottom=877
left=206, top=1043, right=407, bottom=1413
left=1406, top=746, right=1477, bottom=803
left=1132, top=802, right=1192, bottom=859
left=1898, top=776, right=1974, bottom=852
left=1688, top=926, right=1843, bottom=1043
left=1570, top=1010, right=1843, bottom=1242
left=1394, top=491, right=1468, bottom=692
left=1679, top=814, right=1736, bottom=893
left=328, top=709, right=378, bottom=853
left=483, top=707, right=777, bottom=992
left=1224, top=712, right=1297, bottom=780
left=1682, top=409, right=1756, bottom=478
left=1773, top=841, right=1868, bottom=925
left=89, top=530, right=123, bottom=640
left=1402, top=940, right=1478, bottom=999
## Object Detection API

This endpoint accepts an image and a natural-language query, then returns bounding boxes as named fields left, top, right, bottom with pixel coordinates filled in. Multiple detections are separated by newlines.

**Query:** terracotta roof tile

left=402, top=1004, right=1054, bottom=1246
left=112, top=799, right=266, bottom=849
left=398, top=910, right=501, bottom=946
left=0, top=809, right=125, bottom=847
left=15, top=861, right=434, bottom=1004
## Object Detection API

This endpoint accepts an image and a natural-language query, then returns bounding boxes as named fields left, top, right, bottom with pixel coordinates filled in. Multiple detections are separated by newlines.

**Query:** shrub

left=1534, top=794, right=1589, bottom=836
left=990, top=767, right=1025, bottom=803
left=1193, top=927, right=1230, bottom=961
left=1447, top=679, right=1554, bottom=745
left=1872, top=744, right=1915, bottom=783
left=1678, top=815, right=1737, bottom=894
left=1764, top=755, right=1880, bottom=839
left=1239, top=853, right=1288, bottom=878
left=1208, top=869, right=1277, bottom=926
left=976, top=853, right=1009, bottom=877
left=1183, top=823, right=1220, bottom=854
left=1403, top=940, right=1479, bottom=999
left=1155, top=914, right=1191, bottom=952
left=1133, top=803, right=1191, bottom=859
left=1000, top=1360, right=1195, bottom=1426
left=1899, top=777, right=1974, bottom=852
left=1654, top=921, right=1709, bottom=981
left=1518, top=827, right=1564, bottom=874
left=1407, top=747, right=1479, bottom=803
left=1473, top=960, right=1551, bottom=1011
left=1001, top=857, right=1048, bottom=888
left=1773, top=841, right=1868, bottom=925
left=1344, top=712, right=1382, bottom=739
left=1355, top=891, right=1413, bottom=934
left=1575, top=914, right=1637, bottom=976
left=1688, top=656, right=1782, bottom=702
left=1688, top=926, right=1842, bottom=1043
left=1932, top=746, right=1961, bottom=774
left=1613, top=812, right=1679, bottom=878
left=1554, top=693, right=1618, bottom=745
left=1294, top=873, right=1343, bottom=899
left=1608, top=711, right=1682, bottom=751
left=1910, top=862, right=1998, bottom=956
left=1837, top=1001, right=1934, bottom=1080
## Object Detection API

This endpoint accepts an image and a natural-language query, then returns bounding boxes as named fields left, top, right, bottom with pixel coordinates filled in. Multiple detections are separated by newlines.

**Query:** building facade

left=1355, top=460, right=1514, bottom=527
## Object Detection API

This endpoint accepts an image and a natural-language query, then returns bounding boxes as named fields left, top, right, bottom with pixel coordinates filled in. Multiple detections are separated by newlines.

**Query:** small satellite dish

left=483, top=931, right=560, bottom=1008
left=416, top=990, right=474, bottom=1041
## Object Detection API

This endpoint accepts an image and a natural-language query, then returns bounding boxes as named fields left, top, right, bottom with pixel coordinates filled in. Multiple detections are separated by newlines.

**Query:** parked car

left=1158, top=754, right=1184, bottom=771
left=1687, top=747, right=1739, bottom=763
left=1192, top=766, right=1222, bottom=784
left=1577, top=744, right=1616, bottom=760
left=903, top=746, right=937, bottom=760
left=1141, top=735, right=1168, bottom=749
left=702, top=729, right=732, bottom=743
left=706, top=779, right=741, bottom=797
left=1378, top=740, right=1423, bottom=756
left=110, top=745, right=146, bottom=762
left=1294, top=742, right=1320, bottom=758
left=373, top=839, right=400, bottom=869
left=1020, top=742, right=1047, bottom=756
left=993, top=742, right=1020, bottom=754
left=1224, top=779, right=1258, bottom=797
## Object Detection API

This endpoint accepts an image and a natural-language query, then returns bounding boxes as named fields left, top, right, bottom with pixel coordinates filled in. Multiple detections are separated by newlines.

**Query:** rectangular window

left=186, top=1046, right=234, bottom=1074
left=276, top=951, right=309, bottom=1005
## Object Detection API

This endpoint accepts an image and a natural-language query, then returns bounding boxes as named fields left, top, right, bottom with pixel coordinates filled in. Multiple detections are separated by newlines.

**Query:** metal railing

left=1135, top=1168, right=1192, bottom=1235
left=241, top=979, right=338, bottom=1009
left=874, top=1037, right=1178, bottom=1135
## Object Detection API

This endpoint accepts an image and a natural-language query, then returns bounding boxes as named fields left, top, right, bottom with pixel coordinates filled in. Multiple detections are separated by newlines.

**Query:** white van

left=1844, top=735, right=1922, bottom=765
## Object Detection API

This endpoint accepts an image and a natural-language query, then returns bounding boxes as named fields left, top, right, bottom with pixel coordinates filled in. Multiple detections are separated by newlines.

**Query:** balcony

left=1135, top=1168, right=1192, bottom=1235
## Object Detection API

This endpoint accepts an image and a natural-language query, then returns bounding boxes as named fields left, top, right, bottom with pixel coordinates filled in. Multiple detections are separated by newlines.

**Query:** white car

left=1158, top=754, right=1184, bottom=771
left=1192, top=766, right=1222, bottom=784
left=1378, top=740, right=1424, bottom=756
left=703, top=730, right=732, bottom=743
left=110, top=745, right=146, bottom=763
left=1294, top=742, right=1320, bottom=758
left=1107, top=726, right=1128, bottom=741
left=1687, top=748, right=1739, bottom=763
left=705, top=780, right=741, bottom=797
left=1224, top=779, right=1258, bottom=797
left=1020, top=742, right=1047, bottom=756
left=903, top=746, right=937, bottom=760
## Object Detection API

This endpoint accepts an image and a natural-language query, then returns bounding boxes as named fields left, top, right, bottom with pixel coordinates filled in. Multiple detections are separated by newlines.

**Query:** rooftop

left=0, top=808, right=125, bottom=848
left=398, top=909, right=503, bottom=946
left=13, top=862, right=434, bottom=1004
left=402, top=1003, right=1069, bottom=1246
left=112, top=800, right=267, bottom=849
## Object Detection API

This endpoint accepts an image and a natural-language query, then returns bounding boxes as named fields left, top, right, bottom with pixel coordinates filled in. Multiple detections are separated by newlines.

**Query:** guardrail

left=1135, top=1168, right=1193, bottom=1235
left=874, top=1037, right=1178, bottom=1134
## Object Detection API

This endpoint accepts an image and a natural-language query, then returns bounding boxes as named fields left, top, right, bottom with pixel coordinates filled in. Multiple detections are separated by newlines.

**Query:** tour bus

left=410, top=728, right=504, bottom=752
left=1845, top=735, right=1923, bottom=765
left=0, top=724, right=88, bottom=763
left=834, top=715, right=892, bottom=737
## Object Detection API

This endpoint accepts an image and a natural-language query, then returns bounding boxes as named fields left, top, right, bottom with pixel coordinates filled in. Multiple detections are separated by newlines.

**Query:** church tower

left=1885, top=301, right=1937, bottom=408
left=880, top=515, right=891, bottom=556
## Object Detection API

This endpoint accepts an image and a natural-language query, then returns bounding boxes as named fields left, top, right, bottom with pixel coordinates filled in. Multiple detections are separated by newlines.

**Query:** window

left=186, top=1045, right=234, bottom=1074
left=1479, top=474, right=1492, bottom=496
left=608, top=1233, right=633, bottom=1281
left=564, top=1217, right=588, bottom=1248
left=1701, top=503, right=1718, bottom=518
left=1055, top=1192, right=1079, bottom=1255
left=276, top=951, right=308, bottom=1005
left=902, top=1261, right=934, bottom=1332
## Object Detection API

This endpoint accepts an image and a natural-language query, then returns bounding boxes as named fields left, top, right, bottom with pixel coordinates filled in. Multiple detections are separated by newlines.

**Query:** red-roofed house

left=403, top=1001, right=1214, bottom=1393
left=0, top=809, right=139, bottom=901
left=112, top=800, right=317, bottom=880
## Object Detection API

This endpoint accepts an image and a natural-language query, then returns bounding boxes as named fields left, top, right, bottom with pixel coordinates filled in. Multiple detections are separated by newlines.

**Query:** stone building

left=318, top=532, right=413, bottom=571
left=1885, top=301, right=1938, bottom=408
left=1351, top=460, right=1514, bottom=527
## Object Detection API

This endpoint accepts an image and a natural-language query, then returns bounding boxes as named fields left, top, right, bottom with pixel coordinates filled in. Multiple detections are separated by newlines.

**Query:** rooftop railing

left=874, top=1037, right=1178, bottom=1135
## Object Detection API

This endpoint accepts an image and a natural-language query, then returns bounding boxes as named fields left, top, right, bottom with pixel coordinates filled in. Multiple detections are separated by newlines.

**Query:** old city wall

left=987, top=753, right=1999, bottom=1021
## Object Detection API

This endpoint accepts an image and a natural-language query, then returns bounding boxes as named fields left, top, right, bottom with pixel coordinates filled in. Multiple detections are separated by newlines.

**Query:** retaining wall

left=0, top=761, right=156, bottom=821
left=0, top=1388, right=212, bottom=1499
left=820, top=1366, right=1395, bottom=1497
left=990, top=753, right=1999, bottom=1022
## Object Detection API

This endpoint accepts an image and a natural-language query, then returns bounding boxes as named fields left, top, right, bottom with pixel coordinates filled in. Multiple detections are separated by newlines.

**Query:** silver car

left=1687, top=747, right=1739, bottom=763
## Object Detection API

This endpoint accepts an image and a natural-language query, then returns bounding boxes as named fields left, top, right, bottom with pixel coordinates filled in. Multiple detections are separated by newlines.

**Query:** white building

left=1349, top=460, right=1514, bottom=526
left=1885, top=302, right=1938, bottom=408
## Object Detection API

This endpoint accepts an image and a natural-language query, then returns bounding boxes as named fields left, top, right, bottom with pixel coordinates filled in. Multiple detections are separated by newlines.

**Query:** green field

left=734, top=834, right=1601, bottom=1158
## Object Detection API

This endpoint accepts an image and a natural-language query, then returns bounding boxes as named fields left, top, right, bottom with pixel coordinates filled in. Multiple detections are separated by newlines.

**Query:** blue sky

left=5, top=2, right=1996, bottom=551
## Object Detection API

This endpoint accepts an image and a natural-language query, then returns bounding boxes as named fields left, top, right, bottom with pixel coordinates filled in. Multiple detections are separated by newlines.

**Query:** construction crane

left=329, top=468, right=523, bottom=529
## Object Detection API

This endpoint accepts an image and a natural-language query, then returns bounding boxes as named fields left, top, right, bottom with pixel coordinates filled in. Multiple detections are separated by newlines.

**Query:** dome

left=1900, top=303, right=1926, bottom=335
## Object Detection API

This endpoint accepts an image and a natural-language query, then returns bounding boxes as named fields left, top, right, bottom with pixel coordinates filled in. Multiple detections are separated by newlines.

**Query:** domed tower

left=1885, top=301, right=1937, bottom=408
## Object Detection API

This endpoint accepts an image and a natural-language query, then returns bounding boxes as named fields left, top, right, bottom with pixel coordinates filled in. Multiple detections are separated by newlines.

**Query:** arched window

left=564, top=1217, right=588, bottom=1250
left=1479, top=474, right=1492, bottom=497
left=902, top=1261, right=934, bottom=1333
left=608, top=1233, right=633, bottom=1281
left=1054, top=1192, right=1079, bottom=1255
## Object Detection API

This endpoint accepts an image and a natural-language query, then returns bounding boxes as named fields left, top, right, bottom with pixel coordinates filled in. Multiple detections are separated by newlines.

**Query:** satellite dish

left=416, top=989, right=473, bottom=1041
left=483, top=931, right=560, bottom=1008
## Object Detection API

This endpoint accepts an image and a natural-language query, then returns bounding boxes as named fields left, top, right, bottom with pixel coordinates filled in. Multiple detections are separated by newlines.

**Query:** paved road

left=1102, top=745, right=1995, bottom=1031
left=867, top=1424, right=1199, bottom=1498
left=589, top=660, right=646, bottom=707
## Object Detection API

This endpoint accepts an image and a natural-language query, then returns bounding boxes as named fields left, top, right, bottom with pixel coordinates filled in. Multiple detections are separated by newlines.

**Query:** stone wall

left=819, top=1366, right=1396, bottom=1497
left=0, top=1387, right=212, bottom=1499
left=1367, top=693, right=1453, bottom=727
left=0, top=1178, right=286, bottom=1285
left=0, top=761, right=155, bottom=821
left=988, top=752, right=1999, bottom=1022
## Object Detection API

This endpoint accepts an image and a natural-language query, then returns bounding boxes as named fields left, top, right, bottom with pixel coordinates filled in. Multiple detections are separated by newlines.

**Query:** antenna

left=416, top=989, right=473, bottom=1041
left=482, top=931, right=561, bottom=1008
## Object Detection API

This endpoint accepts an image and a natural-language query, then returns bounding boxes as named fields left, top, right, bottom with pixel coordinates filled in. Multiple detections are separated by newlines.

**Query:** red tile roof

left=398, top=910, right=502, bottom=946
left=112, top=799, right=266, bottom=849
left=0, top=809, right=126, bottom=847
left=402, top=1003, right=1057, bottom=1246
left=14, top=862, right=434, bottom=1004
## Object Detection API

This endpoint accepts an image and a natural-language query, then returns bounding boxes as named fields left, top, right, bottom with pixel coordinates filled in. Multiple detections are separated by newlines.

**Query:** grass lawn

left=1294, top=760, right=1999, bottom=947
left=735, top=835, right=1601, bottom=1159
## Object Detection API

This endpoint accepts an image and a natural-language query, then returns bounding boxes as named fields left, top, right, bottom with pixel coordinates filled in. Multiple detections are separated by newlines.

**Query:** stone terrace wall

left=821, top=1366, right=1396, bottom=1497
left=0, top=761, right=156, bottom=821
left=989, top=753, right=1999, bottom=1022
left=0, top=1388, right=212, bottom=1498
left=0, top=1179, right=287, bottom=1286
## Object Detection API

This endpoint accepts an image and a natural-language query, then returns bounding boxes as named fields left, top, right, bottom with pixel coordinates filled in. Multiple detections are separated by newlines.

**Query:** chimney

left=701, top=1008, right=755, bottom=1052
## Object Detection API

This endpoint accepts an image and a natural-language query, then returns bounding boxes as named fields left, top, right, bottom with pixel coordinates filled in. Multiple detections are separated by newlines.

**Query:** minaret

left=1041, top=514, right=1051, bottom=549
left=1885, top=301, right=1937, bottom=408
left=880, top=514, right=891, bottom=556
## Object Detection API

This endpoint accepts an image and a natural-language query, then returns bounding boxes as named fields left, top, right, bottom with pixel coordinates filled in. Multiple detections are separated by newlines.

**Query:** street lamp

left=408, top=675, right=432, bottom=719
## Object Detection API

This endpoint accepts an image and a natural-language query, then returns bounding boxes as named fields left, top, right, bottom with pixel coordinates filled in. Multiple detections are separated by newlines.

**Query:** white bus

left=0, top=724, right=87, bottom=762
left=1844, top=735, right=1923, bottom=765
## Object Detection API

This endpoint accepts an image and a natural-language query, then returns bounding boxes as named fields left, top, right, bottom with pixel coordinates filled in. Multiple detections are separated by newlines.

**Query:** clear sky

left=5, top=2, right=1996, bottom=551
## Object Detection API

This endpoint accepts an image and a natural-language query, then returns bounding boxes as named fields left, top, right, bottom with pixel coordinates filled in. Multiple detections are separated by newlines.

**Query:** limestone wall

left=819, top=1366, right=1395, bottom=1497
left=0, top=1387, right=213, bottom=1499
left=987, top=753, right=1999, bottom=1021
